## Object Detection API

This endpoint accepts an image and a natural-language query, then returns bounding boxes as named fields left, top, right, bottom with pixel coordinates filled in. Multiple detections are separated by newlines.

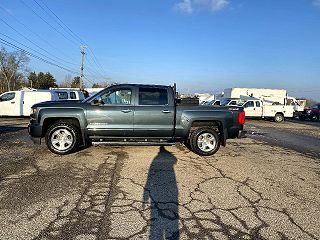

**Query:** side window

left=230, top=101, right=237, bottom=105
left=0, top=92, right=15, bottom=102
left=214, top=101, right=220, bottom=106
left=139, top=88, right=168, bottom=105
left=255, top=101, right=261, bottom=107
left=57, top=92, right=68, bottom=100
left=100, top=89, right=132, bottom=105
left=70, top=92, right=76, bottom=99
left=244, top=101, right=254, bottom=108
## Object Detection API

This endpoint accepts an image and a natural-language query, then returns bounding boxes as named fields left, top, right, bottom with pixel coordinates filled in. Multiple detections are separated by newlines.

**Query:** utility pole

left=80, top=45, right=87, bottom=89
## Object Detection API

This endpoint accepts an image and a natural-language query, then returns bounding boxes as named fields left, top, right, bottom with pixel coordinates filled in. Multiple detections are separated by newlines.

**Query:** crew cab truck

left=240, top=99, right=294, bottom=122
left=28, top=84, right=245, bottom=156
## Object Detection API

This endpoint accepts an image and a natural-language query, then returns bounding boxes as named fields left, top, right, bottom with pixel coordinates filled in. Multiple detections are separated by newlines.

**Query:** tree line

left=0, top=47, right=114, bottom=94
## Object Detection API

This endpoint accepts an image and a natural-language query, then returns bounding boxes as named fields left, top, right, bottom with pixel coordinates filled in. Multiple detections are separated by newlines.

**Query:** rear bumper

left=238, top=130, right=247, bottom=138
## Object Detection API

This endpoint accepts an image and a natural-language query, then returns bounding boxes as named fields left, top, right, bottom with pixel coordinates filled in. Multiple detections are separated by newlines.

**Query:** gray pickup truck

left=28, top=84, right=245, bottom=156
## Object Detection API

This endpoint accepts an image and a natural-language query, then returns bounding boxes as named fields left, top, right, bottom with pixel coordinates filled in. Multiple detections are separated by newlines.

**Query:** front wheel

left=189, top=128, right=220, bottom=156
left=45, top=122, right=80, bottom=155
left=274, top=113, right=284, bottom=123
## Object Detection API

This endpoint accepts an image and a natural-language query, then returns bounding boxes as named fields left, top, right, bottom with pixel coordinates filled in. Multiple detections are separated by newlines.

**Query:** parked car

left=299, top=104, right=320, bottom=121
left=220, top=98, right=240, bottom=106
left=202, top=99, right=221, bottom=106
left=28, top=84, right=246, bottom=156
left=0, top=90, right=85, bottom=117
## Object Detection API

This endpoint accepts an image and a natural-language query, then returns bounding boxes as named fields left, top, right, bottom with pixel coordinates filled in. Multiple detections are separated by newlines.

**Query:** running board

left=92, top=141, right=175, bottom=146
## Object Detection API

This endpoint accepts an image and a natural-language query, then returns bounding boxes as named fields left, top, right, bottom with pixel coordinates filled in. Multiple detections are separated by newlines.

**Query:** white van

left=0, top=90, right=85, bottom=117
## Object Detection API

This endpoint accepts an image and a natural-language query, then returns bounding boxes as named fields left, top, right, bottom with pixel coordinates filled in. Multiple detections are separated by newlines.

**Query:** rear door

left=133, top=87, right=175, bottom=138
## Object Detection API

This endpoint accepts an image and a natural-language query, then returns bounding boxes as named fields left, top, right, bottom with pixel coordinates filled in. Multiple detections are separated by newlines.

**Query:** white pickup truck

left=241, top=99, right=294, bottom=122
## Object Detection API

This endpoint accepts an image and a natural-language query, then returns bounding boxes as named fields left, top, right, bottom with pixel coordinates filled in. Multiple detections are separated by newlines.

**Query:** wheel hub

left=51, top=129, right=74, bottom=151
left=197, top=133, right=216, bottom=152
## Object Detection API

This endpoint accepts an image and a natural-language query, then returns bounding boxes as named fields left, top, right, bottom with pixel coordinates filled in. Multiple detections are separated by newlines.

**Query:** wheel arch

left=188, top=120, right=225, bottom=146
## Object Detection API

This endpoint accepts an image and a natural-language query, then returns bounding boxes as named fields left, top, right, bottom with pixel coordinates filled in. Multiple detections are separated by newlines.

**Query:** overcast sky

left=1, top=0, right=320, bottom=100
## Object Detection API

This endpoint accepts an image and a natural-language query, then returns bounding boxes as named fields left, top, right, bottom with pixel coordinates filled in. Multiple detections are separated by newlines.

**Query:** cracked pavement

left=0, top=118, right=319, bottom=239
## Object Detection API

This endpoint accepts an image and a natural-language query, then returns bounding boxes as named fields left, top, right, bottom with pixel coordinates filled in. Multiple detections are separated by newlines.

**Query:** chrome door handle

left=121, top=109, right=132, bottom=113
left=162, top=110, right=171, bottom=113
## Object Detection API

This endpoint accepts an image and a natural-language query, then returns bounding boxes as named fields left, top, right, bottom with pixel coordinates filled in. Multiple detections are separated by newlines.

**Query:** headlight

left=30, top=107, right=37, bottom=115
left=307, top=110, right=312, bottom=114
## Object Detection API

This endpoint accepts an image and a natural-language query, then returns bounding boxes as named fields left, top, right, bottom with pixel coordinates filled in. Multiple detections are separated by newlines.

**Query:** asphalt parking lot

left=0, top=118, right=319, bottom=240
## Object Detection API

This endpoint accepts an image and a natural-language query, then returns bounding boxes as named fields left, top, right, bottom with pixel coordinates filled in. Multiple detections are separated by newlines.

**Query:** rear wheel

left=274, top=113, right=284, bottom=123
left=189, top=128, right=220, bottom=156
left=45, top=122, right=80, bottom=155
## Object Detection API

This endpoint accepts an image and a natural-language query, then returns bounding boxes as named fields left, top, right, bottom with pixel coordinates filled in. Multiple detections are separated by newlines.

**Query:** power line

left=31, top=0, right=109, bottom=79
left=0, top=4, right=79, bottom=65
left=0, top=32, right=79, bottom=73
left=0, top=38, right=78, bottom=74
left=83, top=75, right=95, bottom=86
left=19, top=0, right=79, bottom=46
left=37, top=0, right=85, bottom=44
left=0, top=17, right=78, bottom=68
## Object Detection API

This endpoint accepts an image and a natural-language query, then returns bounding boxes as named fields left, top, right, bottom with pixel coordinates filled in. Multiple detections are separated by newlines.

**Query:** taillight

left=238, top=111, right=245, bottom=125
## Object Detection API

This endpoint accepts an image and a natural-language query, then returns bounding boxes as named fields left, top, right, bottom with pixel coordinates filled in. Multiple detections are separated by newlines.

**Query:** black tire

left=299, top=115, right=305, bottom=121
left=274, top=113, right=284, bottom=123
left=45, top=121, right=80, bottom=155
left=189, top=128, right=220, bottom=156
left=311, top=114, right=319, bottom=122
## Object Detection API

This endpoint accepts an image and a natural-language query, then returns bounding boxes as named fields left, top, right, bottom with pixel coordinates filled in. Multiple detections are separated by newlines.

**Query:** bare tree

left=0, top=47, right=29, bottom=93
left=59, top=74, right=73, bottom=88
left=91, top=80, right=118, bottom=88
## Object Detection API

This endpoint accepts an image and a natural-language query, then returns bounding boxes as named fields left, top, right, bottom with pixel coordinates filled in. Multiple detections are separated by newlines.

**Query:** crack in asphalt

left=0, top=120, right=319, bottom=240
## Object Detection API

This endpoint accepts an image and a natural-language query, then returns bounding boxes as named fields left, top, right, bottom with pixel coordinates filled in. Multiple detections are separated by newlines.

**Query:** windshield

left=220, top=99, right=231, bottom=106
left=237, top=99, right=247, bottom=106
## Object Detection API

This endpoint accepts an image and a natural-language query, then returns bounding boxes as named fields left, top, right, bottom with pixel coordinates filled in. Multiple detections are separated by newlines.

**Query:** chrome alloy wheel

left=50, top=128, right=74, bottom=151
left=197, top=132, right=217, bottom=152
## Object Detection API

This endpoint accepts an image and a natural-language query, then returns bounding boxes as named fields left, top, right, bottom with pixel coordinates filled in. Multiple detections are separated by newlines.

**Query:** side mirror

left=91, top=96, right=103, bottom=105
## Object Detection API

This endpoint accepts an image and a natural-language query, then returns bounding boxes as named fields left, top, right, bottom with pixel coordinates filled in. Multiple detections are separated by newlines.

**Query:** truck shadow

left=143, top=146, right=180, bottom=239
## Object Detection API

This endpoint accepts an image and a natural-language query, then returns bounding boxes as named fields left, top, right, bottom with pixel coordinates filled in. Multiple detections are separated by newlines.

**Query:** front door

left=0, top=92, right=18, bottom=116
left=134, top=87, right=175, bottom=138
left=243, top=100, right=262, bottom=117
left=86, top=87, right=134, bottom=137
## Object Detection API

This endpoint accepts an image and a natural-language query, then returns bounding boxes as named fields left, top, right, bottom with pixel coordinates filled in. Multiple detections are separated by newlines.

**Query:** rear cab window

left=139, top=87, right=168, bottom=105
left=57, top=92, right=68, bottom=100
left=255, top=101, right=261, bottom=107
